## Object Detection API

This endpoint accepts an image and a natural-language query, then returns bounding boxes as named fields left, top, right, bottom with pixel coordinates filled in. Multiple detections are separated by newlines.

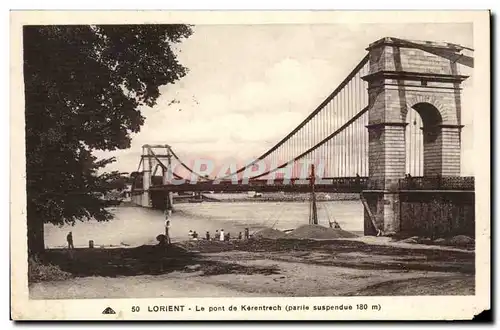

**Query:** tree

left=24, top=25, right=193, bottom=256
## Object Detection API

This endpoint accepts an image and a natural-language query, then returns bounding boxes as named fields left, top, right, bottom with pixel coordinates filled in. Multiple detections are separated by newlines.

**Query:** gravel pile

left=396, top=235, right=474, bottom=248
left=252, top=228, right=287, bottom=239
left=448, top=235, right=474, bottom=247
left=287, top=224, right=359, bottom=239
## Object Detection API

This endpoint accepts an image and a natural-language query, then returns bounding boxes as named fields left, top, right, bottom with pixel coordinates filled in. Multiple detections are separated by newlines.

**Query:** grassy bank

left=28, top=257, right=72, bottom=283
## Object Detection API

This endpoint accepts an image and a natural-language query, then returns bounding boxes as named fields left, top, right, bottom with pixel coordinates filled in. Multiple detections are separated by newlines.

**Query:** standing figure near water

left=238, top=232, right=242, bottom=240
left=66, top=231, right=74, bottom=249
left=164, top=208, right=172, bottom=239
left=165, top=220, right=171, bottom=244
left=244, top=228, right=249, bottom=240
left=220, top=229, right=225, bottom=241
left=206, top=231, right=210, bottom=241
left=214, top=230, right=219, bottom=241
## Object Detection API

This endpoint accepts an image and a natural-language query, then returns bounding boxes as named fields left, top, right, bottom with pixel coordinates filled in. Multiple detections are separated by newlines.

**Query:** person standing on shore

left=164, top=208, right=170, bottom=226
left=164, top=207, right=173, bottom=222
left=66, top=231, right=74, bottom=249
left=206, top=231, right=210, bottom=241
left=220, top=229, right=225, bottom=241
left=165, top=220, right=171, bottom=244
left=244, top=228, right=249, bottom=240
left=214, top=230, right=219, bottom=241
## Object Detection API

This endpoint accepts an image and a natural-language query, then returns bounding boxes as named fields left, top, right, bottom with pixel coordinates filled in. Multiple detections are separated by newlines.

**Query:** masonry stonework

left=362, top=37, right=468, bottom=236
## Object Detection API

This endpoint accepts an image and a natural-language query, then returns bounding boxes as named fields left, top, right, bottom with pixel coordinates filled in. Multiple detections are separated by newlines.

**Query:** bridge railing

left=398, top=176, right=475, bottom=191
left=141, top=176, right=370, bottom=192
left=134, top=174, right=473, bottom=192
left=247, top=177, right=369, bottom=188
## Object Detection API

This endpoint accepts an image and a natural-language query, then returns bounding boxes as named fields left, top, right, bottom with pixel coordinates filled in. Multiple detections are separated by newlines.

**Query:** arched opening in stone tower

left=405, top=107, right=424, bottom=176
left=405, top=102, right=443, bottom=177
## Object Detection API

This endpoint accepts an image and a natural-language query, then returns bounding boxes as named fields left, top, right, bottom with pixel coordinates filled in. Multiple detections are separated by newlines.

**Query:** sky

left=94, top=22, right=474, bottom=176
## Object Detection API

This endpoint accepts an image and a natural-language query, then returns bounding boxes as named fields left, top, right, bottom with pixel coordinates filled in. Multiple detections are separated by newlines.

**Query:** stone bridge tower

left=362, top=37, right=469, bottom=235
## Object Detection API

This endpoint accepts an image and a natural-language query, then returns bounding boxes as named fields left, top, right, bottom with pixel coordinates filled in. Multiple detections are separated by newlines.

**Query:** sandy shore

left=30, top=237, right=474, bottom=299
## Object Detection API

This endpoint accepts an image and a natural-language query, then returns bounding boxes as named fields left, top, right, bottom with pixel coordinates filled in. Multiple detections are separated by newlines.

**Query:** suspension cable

left=147, top=148, right=190, bottom=182
left=167, top=148, right=213, bottom=181
left=215, top=54, right=370, bottom=181
left=249, top=104, right=371, bottom=180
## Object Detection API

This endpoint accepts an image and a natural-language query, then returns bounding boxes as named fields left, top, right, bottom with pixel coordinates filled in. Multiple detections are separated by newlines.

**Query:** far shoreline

left=119, top=192, right=361, bottom=206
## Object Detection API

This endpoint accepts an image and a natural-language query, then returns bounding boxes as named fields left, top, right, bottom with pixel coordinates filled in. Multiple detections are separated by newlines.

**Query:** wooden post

left=309, top=164, right=318, bottom=225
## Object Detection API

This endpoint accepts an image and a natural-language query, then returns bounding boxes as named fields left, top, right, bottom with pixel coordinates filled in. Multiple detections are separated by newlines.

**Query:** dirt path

left=29, top=273, right=261, bottom=299
left=189, top=254, right=473, bottom=297
left=30, top=256, right=473, bottom=299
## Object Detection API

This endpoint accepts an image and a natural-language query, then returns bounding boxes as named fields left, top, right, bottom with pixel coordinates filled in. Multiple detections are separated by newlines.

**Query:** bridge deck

left=131, top=176, right=474, bottom=194
left=145, top=177, right=368, bottom=193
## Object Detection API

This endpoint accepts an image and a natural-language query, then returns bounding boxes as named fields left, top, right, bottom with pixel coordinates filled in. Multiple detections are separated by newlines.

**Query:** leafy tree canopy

left=24, top=25, right=193, bottom=255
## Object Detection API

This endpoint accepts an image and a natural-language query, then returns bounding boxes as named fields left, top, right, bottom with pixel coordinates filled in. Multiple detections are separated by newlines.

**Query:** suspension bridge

left=129, top=37, right=475, bottom=238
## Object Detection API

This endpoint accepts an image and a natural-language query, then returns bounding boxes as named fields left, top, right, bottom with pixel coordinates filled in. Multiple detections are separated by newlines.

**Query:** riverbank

left=30, top=236, right=474, bottom=299
left=196, top=192, right=360, bottom=203
left=44, top=201, right=365, bottom=249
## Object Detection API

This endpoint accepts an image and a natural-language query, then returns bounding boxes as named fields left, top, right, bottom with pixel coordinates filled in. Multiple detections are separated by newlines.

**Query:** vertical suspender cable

left=348, top=81, right=352, bottom=176
left=414, top=112, right=417, bottom=175
left=347, top=82, right=350, bottom=176
left=335, top=97, right=339, bottom=177
left=408, top=110, right=411, bottom=176
left=354, top=75, right=358, bottom=175
left=339, top=94, right=342, bottom=176
left=340, top=92, right=343, bottom=176
left=343, top=89, right=346, bottom=177
left=356, top=75, right=359, bottom=175
left=358, top=70, right=362, bottom=176
left=350, top=80, right=354, bottom=176
left=328, top=102, right=332, bottom=177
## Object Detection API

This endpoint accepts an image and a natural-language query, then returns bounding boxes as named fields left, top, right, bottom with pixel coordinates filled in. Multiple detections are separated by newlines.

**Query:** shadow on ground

left=40, top=244, right=196, bottom=277
left=38, top=243, right=280, bottom=280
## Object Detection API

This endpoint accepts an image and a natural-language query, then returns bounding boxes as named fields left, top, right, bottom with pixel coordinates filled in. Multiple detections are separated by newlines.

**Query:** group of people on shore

left=188, top=228, right=250, bottom=242
left=164, top=208, right=251, bottom=244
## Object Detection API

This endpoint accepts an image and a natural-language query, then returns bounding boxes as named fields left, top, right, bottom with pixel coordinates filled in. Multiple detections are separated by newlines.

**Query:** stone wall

left=399, top=191, right=475, bottom=238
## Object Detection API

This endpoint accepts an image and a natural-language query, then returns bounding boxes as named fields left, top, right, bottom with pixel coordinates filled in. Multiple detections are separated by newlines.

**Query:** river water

left=44, top=200, right=364, bottom=249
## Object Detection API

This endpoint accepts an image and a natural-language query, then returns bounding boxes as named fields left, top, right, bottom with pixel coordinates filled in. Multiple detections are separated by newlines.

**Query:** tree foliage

left=24, top=25, right=192, bottom=255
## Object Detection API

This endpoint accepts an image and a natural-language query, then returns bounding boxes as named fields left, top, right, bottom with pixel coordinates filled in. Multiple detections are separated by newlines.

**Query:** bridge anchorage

left=130, top=37, right=475, bottom=239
